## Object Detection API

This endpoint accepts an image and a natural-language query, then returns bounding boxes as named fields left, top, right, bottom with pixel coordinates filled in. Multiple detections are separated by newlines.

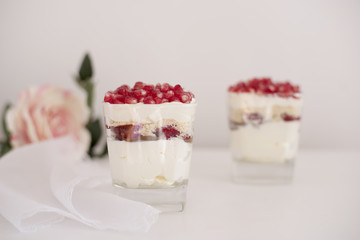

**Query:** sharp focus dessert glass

left=228, top=78, right=303, bottom=184
left=103, top=82, right=196, bottom=211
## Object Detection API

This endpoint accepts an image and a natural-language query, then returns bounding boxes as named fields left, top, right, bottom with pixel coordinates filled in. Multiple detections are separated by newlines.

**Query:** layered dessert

left=103, top=82, right=196, bottom=189
left=228, top=78, right=302, bottom=164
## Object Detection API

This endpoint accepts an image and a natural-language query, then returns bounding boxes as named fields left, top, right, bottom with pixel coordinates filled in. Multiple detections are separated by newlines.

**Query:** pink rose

left=6, top=85, right=90, bottom=152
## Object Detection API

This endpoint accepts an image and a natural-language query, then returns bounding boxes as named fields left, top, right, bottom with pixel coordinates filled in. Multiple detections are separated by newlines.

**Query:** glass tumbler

left=228, top=80, right=303, bottom=184
left=103, top=102, right=196, bottom=211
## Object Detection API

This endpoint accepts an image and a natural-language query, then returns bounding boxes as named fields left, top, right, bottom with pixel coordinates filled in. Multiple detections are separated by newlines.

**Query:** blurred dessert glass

left=228, top=78, right=303, bottom=183
left=103, top=82, right=196, bottom=211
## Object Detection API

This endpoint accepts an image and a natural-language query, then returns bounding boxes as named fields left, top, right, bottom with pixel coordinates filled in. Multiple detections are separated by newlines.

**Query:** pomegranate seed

left=180, top=92, right=191, bottom=103
left=133, top=89, right=147, bottom=97
left=162, top=98, right=169, bottom=103
left=170, top=96, right=180, bottom=102
left=165, top=90, right=174, bottom=99
left=104, top=91, right=113, bottom=103
left=183, top=134, right=192, bottom=142
left=174, top=84, right=183, bottom=94
left=133, top=82, right=144, bottom=90
left=143, top=85, right=154, bottom=92
left=143, top=96, right=155, bottom=104
left=115, top=85, right=130, bottom=96
left=125, top=96, right=137, bottom=104
left=161, top=83, right=171, bottom=92
left=114, top=95, right=125, bottom=103
left=151, top=89, right=163, bottom=98
left=154, top=97, right=162, bottom=104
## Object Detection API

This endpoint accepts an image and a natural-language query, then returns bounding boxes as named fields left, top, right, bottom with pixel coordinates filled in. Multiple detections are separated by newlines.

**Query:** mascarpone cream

left=107, top=139, right=192, bottom=188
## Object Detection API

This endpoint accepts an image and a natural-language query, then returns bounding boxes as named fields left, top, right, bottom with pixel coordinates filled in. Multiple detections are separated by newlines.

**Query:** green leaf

left=2, top=103, right=12, bottom=141
left=0, top=142, right=11, bottom=157
left=86, top=118, right=102, bottom=150
left=78, top=53, right=93, bottom=81
left=76, top=78, right=94, bottom=112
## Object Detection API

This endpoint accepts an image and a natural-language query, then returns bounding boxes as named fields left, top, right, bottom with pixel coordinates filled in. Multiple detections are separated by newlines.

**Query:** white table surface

left=1, top=148, right=360, bottom=240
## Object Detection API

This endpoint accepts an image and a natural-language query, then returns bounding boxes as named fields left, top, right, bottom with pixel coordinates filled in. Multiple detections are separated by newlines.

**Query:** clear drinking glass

left=228, top=79, right=303, bottom=184
left=103, top=102, right=196, bottom=211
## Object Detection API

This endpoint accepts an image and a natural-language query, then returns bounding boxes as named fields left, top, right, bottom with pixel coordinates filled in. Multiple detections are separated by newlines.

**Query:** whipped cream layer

left=231, top=121, right=300, bottom=163
left=228, top=92, right=302, bottom=123
left=107, top=139, right=192, bottom=188
left=103, top=101, right=197, bottom=126
left=228, top=92, right=302, bottom=109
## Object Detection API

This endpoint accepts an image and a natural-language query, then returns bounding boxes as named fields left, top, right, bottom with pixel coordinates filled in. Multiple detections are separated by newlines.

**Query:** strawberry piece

left=160, top=126, right=180, bottom=140
left=109, top=124, right=141, bottom=141
left=282, top=113, right=301, bottom=121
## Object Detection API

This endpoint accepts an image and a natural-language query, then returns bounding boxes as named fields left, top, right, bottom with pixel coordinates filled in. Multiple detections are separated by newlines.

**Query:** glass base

left=112, top=184, right=187, bottom=212
left=231, top=158, right=294, bottom=184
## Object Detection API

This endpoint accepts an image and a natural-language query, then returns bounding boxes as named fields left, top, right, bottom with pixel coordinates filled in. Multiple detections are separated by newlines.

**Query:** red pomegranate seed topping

left=174, top=84, right=183, bottom=94
left=133, top=89, right=146, bottom=97
left=154, top=97, right=162, bottom=104
left=170, top=96, right=180, bottom=102
left=164, top=90, right=174, bottom=99
left=104, top=82, right=194, bottom=104
left=104, top=91, right=113, bottom=103
left=179, top=92, right=191, bottom=103
left=114, top=86, right=130, bottom=96
left=124, top=96, right=137, bottom=104
left=151, top=89, right=163, bottom=99
left=133, top=82, right=145, bottom=90
left=114, top=95, right=125, bottom=104
left=143, top=85, right=154, bottom=92
left=228, top=77, right=300, bottom=98
left=160, top=83, right=171, bottom=92
left=143, top=96, right=155, bottom=104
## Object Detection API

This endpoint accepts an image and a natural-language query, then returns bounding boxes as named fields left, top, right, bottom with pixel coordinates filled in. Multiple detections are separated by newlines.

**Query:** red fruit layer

left=228, top=77, right=300, bottom=98
left=104, top=82, right=195, bottom=104
left=281, top=113, right=301, bottom=121
left=106, top=124, right=192, bottom=142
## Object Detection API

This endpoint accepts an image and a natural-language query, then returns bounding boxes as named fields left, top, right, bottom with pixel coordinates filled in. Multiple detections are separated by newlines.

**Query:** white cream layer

left=231, top=121, right=300, bottom=163
left=107, top=139, right=192, bottom=188
left=103, top=101, right=197, bottom=126
left=228, top=92, right=302, bottom=109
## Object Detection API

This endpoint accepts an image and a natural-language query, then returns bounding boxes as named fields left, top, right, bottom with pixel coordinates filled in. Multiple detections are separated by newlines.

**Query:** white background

left=0, top=0, right=359, bottom=150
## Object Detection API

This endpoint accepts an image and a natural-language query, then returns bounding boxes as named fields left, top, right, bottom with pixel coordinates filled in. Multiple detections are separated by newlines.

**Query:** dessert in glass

left=228, top=78, right=303, bottom=183
left=103, top=82, right=196, bottom=211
